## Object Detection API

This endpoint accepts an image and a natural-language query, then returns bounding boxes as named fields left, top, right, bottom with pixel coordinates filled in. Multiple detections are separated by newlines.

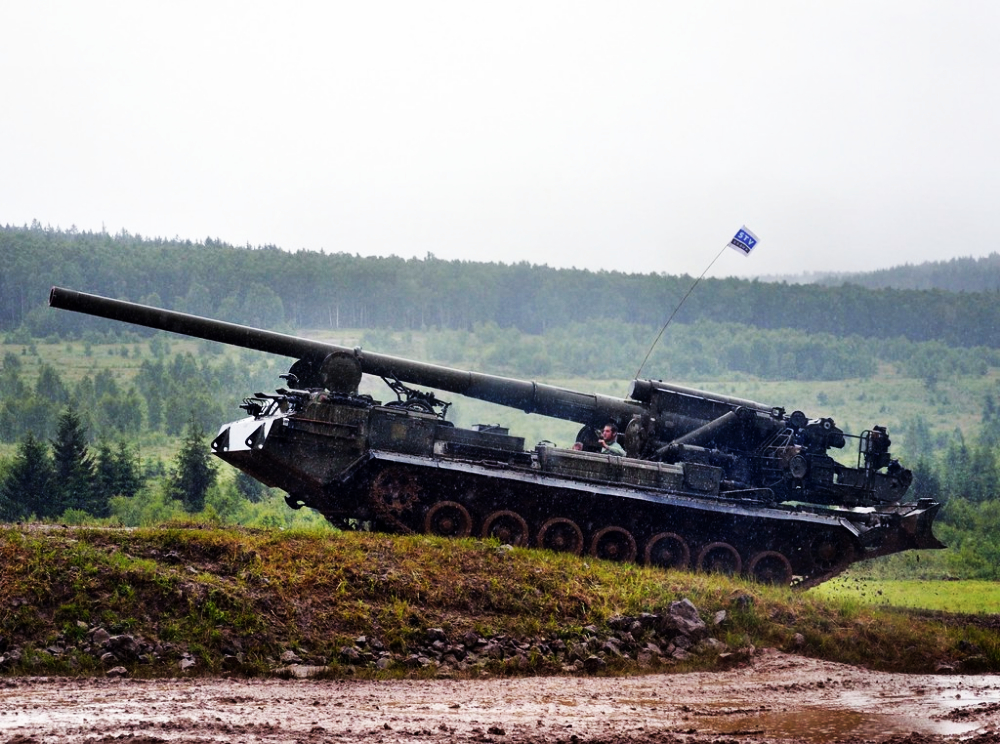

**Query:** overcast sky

left=3, top=2, right=998, bottom=279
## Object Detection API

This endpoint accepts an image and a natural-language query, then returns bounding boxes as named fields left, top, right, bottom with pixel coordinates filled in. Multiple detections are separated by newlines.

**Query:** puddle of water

left=836, top=686, right=1000, bottom=720
left=696, top=706, right=979, bottom=742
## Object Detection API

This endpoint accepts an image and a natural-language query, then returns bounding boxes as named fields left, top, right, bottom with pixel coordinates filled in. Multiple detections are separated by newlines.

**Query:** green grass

left=1, top=525, right=998, bottom=678
left=813, top=577, right=1000, bottom=614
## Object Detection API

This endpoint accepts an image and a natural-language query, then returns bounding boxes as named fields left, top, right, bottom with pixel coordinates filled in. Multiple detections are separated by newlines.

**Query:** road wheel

left=696, top=542, right=742, bottom=575
left=424, top=501, right=473, bottom=538
left=481, top=510, right=530, bottom=547
left=537, top=518, right=584, bottom=555
left=644, top=532, right=690, bottom=570
left=589, top=526, right=637, bottom=563
left=747, top=550, right=794, bottom=586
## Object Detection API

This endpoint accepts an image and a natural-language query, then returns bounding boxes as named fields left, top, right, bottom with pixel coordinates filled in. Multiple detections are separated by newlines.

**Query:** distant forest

left=4, top=223, right=1000, bottom=350
left=816, top=253, right=1000, bottom=293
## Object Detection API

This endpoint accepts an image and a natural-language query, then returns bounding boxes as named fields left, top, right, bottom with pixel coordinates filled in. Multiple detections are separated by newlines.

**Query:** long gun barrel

left=49, top=287, right=644, bottom=427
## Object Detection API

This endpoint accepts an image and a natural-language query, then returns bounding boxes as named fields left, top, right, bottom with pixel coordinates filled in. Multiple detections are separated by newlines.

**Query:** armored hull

left=212, top=394, right=940, bottom=589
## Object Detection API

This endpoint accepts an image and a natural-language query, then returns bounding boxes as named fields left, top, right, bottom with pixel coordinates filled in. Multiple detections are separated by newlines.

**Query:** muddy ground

left=2, top=651, right=1000, bottom=744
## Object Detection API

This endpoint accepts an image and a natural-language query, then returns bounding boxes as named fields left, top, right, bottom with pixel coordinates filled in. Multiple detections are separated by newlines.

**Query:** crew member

left=599, top=423, right=625, bottom=456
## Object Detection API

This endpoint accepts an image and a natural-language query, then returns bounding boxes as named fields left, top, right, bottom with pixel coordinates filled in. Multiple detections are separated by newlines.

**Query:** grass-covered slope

left=0, top=525, right=997, bottom=677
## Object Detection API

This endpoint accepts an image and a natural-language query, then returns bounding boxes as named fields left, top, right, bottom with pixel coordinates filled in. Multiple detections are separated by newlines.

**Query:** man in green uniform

left=599, top=423, right=625, bottom=456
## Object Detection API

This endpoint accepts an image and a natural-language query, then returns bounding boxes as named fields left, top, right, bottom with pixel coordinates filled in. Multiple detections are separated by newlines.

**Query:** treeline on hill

left=818, top=252, right=1000, bottom=293
left=5, top=223, right=1000, bottom=348
left=412, top=319, right=1000, bottom=383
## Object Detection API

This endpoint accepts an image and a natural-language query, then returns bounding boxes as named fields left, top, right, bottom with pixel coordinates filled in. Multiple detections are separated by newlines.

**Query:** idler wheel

left=424, top=501, right=473, bottom=538
left=747, top=550, right=794, bottom=586
left=644, top=532, right=691, bottom=570
left=696, top=542, right=742, bottom=575
left=537, top=518, right=584, bottom=555
left=481, top=510, right=530, bottom=547
left=589, top=526, right=637, bottom=563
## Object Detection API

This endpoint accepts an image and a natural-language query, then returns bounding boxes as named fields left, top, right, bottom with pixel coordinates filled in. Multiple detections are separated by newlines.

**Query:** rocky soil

left=0, top=598, right=752, bottom=678
left=2, top=650, right=1000, bottom=744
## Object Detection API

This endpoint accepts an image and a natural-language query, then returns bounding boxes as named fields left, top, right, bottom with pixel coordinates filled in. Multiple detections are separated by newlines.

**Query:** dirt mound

left=1, top=525, right=998, bottom=679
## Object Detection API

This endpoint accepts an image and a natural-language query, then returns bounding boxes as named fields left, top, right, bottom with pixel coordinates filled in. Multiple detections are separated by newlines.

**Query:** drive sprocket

left=371, top=467, right=422, bottom=515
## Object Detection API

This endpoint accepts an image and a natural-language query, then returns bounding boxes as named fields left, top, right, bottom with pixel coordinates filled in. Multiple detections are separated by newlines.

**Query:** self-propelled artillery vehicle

left=50, top=287, right=943, bottom=587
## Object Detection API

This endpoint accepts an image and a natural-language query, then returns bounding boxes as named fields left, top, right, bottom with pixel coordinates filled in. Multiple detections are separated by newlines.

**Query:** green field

left=813, top=577, right=1000, bottom=614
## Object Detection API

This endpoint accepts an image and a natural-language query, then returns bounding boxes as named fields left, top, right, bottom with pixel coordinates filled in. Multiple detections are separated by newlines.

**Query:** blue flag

left=728, top=227, right=759, bottom=256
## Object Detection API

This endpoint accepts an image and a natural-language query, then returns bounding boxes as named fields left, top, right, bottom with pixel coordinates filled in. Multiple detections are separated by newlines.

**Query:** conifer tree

left=51, top=406, right=98, bottom=516
left=113, top=440, right=144, bottom=499
left=980, top=393, right=1000, bottom=449
left=35, top=363, right=69, bottom=406
left=907, top=457, right=941, bottom=504
left=94, top=441, right=116, bottom=496
left=235, top=470, right=267, bottom=503
left=92, top=440, right=144, bottom=505
left=0, top=432, right=54, bottom=520
left=168, top=418, right=217, bottom=512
